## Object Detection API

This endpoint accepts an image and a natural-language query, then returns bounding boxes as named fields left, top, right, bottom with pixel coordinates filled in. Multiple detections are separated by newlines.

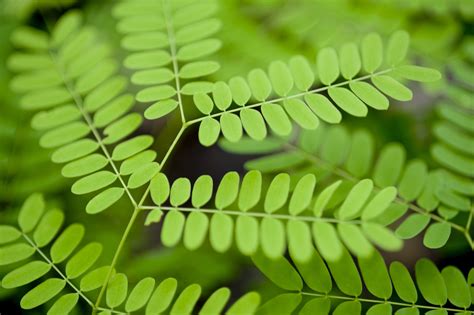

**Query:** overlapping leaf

left=145, top=171, right=401, bottom=262
left=9, top=11, right=161, bottom=214
left=191, top=31, right=440, bottom=146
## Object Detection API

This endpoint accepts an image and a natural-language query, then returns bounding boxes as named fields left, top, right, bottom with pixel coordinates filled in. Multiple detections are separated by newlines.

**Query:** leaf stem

left=299, top=291, right=469, bottom=313
left=185, top=68, right=392, bottom=126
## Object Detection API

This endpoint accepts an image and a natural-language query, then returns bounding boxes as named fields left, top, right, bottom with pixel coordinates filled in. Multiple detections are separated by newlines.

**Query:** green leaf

left=137, top=85, right=176, bottom=103
left=333, top=301, right=361, bottom=315
left=86, top=187, right=125, bottom=214
left=145, top=209, right=163, bottom=226
left=386, top=30, right=409, bottom=66
left=304, top=94, right=341, bottom=124
left=415, top=258, right=447, bottom=306
left=229, top=76, right=251, bottom=106
left=124, top=50, right=171, bottom=69
left=33, top=209, right=64, bottom=247
left=194, top=93, right=214, bottom=115
left=71, top=171, right=117, bottom=195
left=47, top=293, right=78, bottom=315
left=131, top=68, right=174, bottom=85
left=317, top=47, right=339, bottom=85
left=11, top=26, right=49, bottom=50
left=210, top=213, right=233, bottom=253
left=62, top=154, right=108, bottom=178
left=179, top=61, right=220, bottom=79
left=40, top=122, right=90, bottom=149
left=20, top=278, right=66, bottom=309
left=293, top=250, right=332, bottom=293
left=268, top=61, right=293, bottom=96
left=328, top=87, right=368, bottom=117
left=363, top=223, right=403, bottom=251
left=177, top=38, right=221, bottom=61
left=150, top=173, right=170, bottom=206
left=287, top=220, right=312, bottom=263
left=128, top=162, right=160, bottom=188
left=199, top=117, right=221, bottom=147
left=247, top=69, right=272, bottom=101
left=0, top=225, right=21, bottom=245
left=50, top=224, right=84, bottom=263
left=170, top=178, right=191, bottom=207
left=146, top=278, right=178, bottom=314
left=65, top=242, right=102, bottom=279
left=299, top=298, right=330, bottom=315
left=362, top=186, right=397, bottom=220
left=199, top=287, right=230, bottom=315
left=220, top=113, right=243, bottom=142
left=103, top=113, right=142, bottom=144
left=261, top=103, right=292, bottom=136
left=395, top=65, right=442, bottom=82
left=339, top=43, right=361, bottom=79
left=338, top=179, right=374, bottom=220
left=337, top=223, right=373, bottom=258
left=372, top=75, right=412, bottom=101
left=398, top=160, right=428, bottom=201
left=32, top=105, right=80, bottom=131
left=313, top=180, right=342, bottom=217
left=257, top=293, right=301, bottom=315
left=236, top=216, right=259, bottom=255
left=21, top=87, right=72, bottom=110
left=227, top=292, right=260, bottom=315
left=240, top=109, right=267, bottom=140
left=312, top=222, right=343, bottom=261
left=18, top=193, right=45, bottom=233
left=170, top=284, right=201, bottom=315
left=94, top=94, right=134, bottom=128
left=358, top=251, right=392, bottom=299
left=423, top=222, right=451, bottom=249
left=51, top=139, right=99, bottom=163
left=192, top=175, right=213, bottom=208
left=125, top=277, right=155, bottom=312
left=361, top=33, right=383, bottom=73
left=107, top=273, right=128, bottom=308
left=212, top=81, right=232, bottom=111
left=260, top=218, right=285, bottom=259
left=441, top=266, right=471, bottom=308
left=80, top=266, right=114, bottom=292
left=2, top=261, right=51, bottom=288
left=0, top=243, right=35, bottom=266
left=373, top=143, right=406, bottom=187
left=112, top=135, right=153, bottom=161
left=396, top=214, right=430, bottom=239
left=238, top=171, right=262, bottom=211
left=215, top=172, right=240, bottom=209
left=289, top=174, right=316, bottom=215
left=349, top=81, right=389, bottom=110
left=289, top=55, right=314, bottom=91
left=345, top=130, right=374, bottom=177
left=325, top=248, right=362, bottom=296
left=252, top=253, right=303, bottom=291
left=184, top=212, right=209, bottom=250
left=283, top=99, right=319, bottom=129
left=389, top=261, right=418, bottom=303
left=264, top=173, right=290, bottom=213
left=84, top=77, right=127, bottom=112
left=161, top=211, right=185, bottom=247
left=366, top=304, right=391, bottom=315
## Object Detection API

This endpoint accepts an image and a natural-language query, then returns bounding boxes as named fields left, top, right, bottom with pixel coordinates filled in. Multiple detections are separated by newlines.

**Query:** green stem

left=22, top=234, right=94, bottom=307
left=299, top=291, right=469, bottom=313
left=185, top=69, right=392, bottom=126
left=141, top=205, right=362, bottom=224
left=93, top=207, right=140, bottom=312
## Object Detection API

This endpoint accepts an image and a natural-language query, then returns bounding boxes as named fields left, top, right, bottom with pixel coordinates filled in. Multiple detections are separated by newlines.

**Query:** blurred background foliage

left=0, top=0, right=472, bottom=313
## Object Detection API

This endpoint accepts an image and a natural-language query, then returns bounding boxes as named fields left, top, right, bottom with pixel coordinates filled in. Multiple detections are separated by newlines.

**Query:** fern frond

left=186, top=31, right=440, bottom=146
left=8, top=11, right=161, bottom=213
left=141, top=171, right=402, bottom=262
left=113, top=0, right=221, bottom=122
left=253, top=247, right=473, bottom=314
left=0, top=193, right=261, bottom=314
left=220, top=124, right=472, bottom=249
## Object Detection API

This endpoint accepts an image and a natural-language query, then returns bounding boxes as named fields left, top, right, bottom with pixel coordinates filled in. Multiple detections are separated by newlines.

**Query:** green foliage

left=253, top=248, right=473, bottom=314
left=1, top=0, right=472, bottom=314
left=221, top=124, right=473, bottom=249
left=0, top=194, right=260, bottom=314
